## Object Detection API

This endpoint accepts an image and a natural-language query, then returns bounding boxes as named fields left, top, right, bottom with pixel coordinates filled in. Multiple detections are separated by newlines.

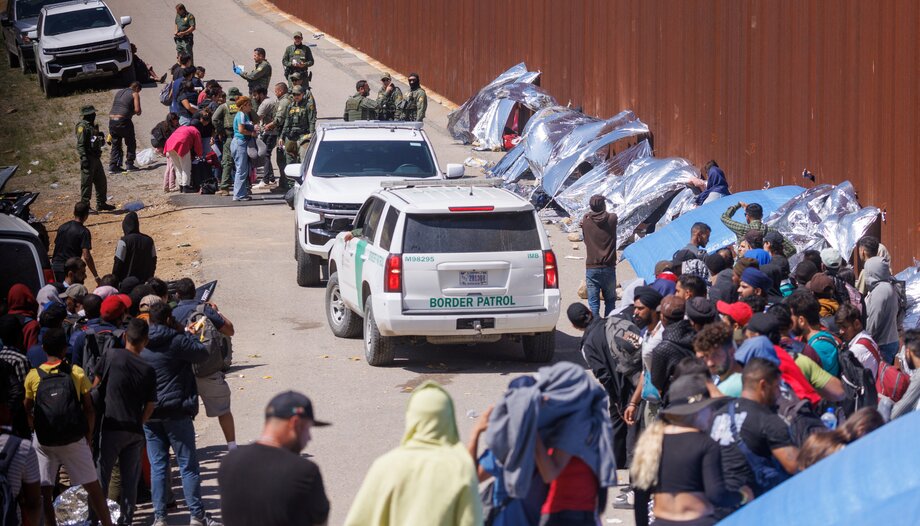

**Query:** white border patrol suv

left=289, top=121, right=463, bottom=287
left=325, top=180, right=561, bottom=366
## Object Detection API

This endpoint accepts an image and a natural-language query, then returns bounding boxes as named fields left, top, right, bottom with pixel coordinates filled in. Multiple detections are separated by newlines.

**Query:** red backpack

left=859, top=337, right=910, bottom=402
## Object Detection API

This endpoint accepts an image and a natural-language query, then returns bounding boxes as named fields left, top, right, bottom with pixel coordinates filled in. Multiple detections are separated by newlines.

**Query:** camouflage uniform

left=376, top=83, right=404, bottom=121
left=281, top=43, right=314, bottom=84
left=76, top=106, right=108, bottom=208
left=174, top=11, right=196, bottom=61
left=343, top=92, right=378, bottom=121
left=401, top=86, right=427, bottom=122
left=272, top=91, right=294, bottom=179
left=239, top=59, right=272, bottom=94
left=214, top=89, right=258, bottom=191
left=281, top=87, right=317, bottom=170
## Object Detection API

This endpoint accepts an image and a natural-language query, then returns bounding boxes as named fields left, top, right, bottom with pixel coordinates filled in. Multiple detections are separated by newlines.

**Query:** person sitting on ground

left=695, top=160, right=731, bottom=205
left=130, top=44, right=160, bottom=84
left=345, top=381, right=482, bottom=526
left=631, top=374, right=749, bottom=526
left=694, top=322, right=743, bottom=397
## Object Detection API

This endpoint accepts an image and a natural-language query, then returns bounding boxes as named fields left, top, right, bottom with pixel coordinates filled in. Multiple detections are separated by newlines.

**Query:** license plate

left=460, top=271, right=487, bottom=286
left=82, top=64, right=97, bottom=73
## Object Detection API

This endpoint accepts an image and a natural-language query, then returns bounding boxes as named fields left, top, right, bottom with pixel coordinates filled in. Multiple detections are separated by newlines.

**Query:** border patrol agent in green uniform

left=237, top=47, right=272, bottom=95
left=343, top=80, right=379, bottom=121
left=281, top=86, right=317, bottom=189
left=376, top=73, right=403, bottom=121
left=269, top=83, right=292, bottom=180
left=399, top=72, right=427, bottom=122
left=213, top=87, right=257, bottom=195
left=174, top=4, right=196, bottom=63
left=76, top=106, right=114, bottom=211
left=281, top=31, right=314, bottom=85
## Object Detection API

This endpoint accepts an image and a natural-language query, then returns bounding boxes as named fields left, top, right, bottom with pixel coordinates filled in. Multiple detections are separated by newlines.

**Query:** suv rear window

left=312, top=140, right=435, bottom=178
left=44, top=6, right=114, bottom=36
left=402, top=212, right=540, bottom=254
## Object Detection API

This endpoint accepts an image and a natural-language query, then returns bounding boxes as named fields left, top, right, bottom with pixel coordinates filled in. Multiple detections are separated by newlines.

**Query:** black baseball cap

left=265, top=391, right=330, bottom=426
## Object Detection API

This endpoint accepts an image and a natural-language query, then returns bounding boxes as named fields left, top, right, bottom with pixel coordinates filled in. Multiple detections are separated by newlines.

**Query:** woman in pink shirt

left=164, top=125, right=203, bottom=193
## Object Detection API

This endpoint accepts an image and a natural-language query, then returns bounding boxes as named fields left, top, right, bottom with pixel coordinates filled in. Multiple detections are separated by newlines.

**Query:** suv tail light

left=43, top=269, right=55, bottom=284
left=384, top=254, right=402, bottom=293
left=543, top=250, right=558, bottom=289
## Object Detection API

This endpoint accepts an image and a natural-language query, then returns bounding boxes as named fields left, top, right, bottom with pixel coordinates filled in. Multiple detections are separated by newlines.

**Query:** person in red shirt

left=535, top=437, right=599, bottom=526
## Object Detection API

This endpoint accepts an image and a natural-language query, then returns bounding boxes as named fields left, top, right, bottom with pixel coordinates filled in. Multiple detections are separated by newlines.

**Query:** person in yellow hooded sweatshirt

left=344, top=381, right=483, bottom=526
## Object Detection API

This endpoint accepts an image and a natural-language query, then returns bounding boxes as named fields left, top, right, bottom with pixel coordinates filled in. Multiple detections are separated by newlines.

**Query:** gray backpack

left=188, top=305, right=232, bottom=377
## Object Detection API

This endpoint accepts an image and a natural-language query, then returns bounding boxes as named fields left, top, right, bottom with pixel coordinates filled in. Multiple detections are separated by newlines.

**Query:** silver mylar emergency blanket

left=54, top=486, right=120, bottom=525
left=895, top=262, right=920, bottom=330
left=447, top=62, right=556, bottom=149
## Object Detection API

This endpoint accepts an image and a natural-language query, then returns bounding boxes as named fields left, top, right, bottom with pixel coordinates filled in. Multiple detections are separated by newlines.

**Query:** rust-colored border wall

left=271, top=0, right=920, bottom=268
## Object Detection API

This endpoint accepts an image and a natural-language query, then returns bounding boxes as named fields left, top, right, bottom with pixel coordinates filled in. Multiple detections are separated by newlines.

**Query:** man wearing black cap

left=720, top=201, right=795, bottom=255
left=219, top=391, right=330, bottom=526
left=582, top=194, right=618, bottom=318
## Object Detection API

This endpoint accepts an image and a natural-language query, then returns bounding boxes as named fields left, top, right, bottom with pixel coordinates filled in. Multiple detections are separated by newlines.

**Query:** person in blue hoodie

left=141, top=302, right=218, bottom=526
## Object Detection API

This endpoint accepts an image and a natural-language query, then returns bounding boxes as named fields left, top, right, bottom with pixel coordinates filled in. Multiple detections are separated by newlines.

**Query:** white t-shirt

left=848, top=331, right=880, bottom=379
left=0, top=431, right=40, bottom=498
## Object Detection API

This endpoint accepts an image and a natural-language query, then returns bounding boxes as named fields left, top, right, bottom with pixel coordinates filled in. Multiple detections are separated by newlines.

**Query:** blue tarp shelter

left=622, top=186, right=805, bottom=283
left=719, top=411, right=920, bottom=526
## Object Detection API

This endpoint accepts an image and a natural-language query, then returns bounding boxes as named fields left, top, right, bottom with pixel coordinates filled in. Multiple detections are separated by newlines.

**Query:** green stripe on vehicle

left=355, top=239, right=367, bottom=308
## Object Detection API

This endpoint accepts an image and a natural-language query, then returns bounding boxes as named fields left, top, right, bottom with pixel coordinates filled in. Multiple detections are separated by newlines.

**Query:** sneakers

left=613, top=488, right=634, bottom=510
left=190, top=513, right=222, bottom=526
left=109, top=166, right=125, bottom=174
left=125, top=163, right=140, bottom=172
left=253, top=181, right=267, bottom=190
left=216, top=189, right=230, bottom=196
left=151, top=518, right=167, bottom=526
left=233, top=196, right=252, bottom=202
left=97, top=203, right=116, bottom=212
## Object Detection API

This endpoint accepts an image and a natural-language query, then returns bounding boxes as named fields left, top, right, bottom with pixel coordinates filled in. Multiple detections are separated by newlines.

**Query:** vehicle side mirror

left=445, top=163, right=464, bottom=179
left=120, top=16, right=132, bottom=27
left=284, top=163, right=303, bottom=185
left=330, top=218, right=352, bottom=231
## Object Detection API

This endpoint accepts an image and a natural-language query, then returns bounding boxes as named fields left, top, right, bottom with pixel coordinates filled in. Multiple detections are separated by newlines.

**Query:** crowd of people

left=572, top=190, right=918, bottom=525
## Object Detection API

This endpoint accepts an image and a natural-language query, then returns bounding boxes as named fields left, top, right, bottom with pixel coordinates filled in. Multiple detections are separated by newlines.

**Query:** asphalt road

left=102, top=0, right=637, bottom=523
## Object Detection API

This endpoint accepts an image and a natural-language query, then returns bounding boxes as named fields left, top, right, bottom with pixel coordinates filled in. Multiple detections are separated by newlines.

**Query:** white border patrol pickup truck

left=325, top=180, right=561, bottom=366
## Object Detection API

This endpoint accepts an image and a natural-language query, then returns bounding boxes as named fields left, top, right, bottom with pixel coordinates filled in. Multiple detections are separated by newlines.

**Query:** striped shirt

left=0, top=431, right=40, bottom=497
left=0, top=346, right=31, bottom=385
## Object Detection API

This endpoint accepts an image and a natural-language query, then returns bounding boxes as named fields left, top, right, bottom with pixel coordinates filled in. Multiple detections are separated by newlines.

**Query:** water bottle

left=821, top=408, right=838, bottom=430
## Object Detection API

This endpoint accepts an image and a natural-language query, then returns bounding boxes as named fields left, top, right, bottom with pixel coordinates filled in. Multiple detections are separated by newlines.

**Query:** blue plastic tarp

left=622, top=186, right=805, bottom=283
left=718, top=411, right=920, bottom=526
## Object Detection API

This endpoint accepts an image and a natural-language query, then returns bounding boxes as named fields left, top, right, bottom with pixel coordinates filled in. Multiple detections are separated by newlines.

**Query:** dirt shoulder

left=0, top=37, right=201, bottom=284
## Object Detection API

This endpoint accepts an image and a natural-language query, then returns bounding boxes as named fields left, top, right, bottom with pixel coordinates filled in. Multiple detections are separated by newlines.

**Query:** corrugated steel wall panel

left=270, top=0, right=919, bottom=268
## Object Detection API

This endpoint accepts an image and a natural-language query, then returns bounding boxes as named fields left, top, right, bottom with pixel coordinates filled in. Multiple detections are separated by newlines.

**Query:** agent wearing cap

left=376, top=72, right=404, bottom=121
left=218, top=391, right=330, bottom=526
left=721, top=201, right=795, bottom=256
left=281, top=31, right=314, bottom=85
left=76, top=105, right=115, bottom=212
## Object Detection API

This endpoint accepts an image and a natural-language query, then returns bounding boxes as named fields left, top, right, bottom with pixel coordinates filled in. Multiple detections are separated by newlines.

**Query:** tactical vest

left=224, top=100, right=240, bottom=130
left=344, top=95, right=372, bottom=121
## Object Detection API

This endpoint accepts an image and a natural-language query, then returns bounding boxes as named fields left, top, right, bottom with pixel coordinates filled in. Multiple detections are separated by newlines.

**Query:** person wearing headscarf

left=93, top=286, right=118, bottom=300
left=6, top=284, right=40, bottom=350
left=112, top=212, right=158, bottom=284
left=35, top=283, right=65, bottom=315
left=695, top=161, right=731, bottom=205
left=759, top=263, right=786, bottom=304
left=345, top=381, right=482, bottom=526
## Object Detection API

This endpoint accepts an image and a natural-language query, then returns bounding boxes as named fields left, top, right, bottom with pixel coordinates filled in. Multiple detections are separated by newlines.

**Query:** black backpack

left=835, top=338, right=878, bottom=417
left=775, top=384, right=825, bottom=448
left=0, top=434, right=23, bottom=526
left=33, top=364, right=88, bottom=447
left=83, top=327, right=124, bottom=382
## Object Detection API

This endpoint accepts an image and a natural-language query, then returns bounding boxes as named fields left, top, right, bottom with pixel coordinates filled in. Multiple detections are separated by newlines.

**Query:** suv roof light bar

left=380, top=179, right=503, bottom=189
left=318, top=121, right=423, bottom=131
